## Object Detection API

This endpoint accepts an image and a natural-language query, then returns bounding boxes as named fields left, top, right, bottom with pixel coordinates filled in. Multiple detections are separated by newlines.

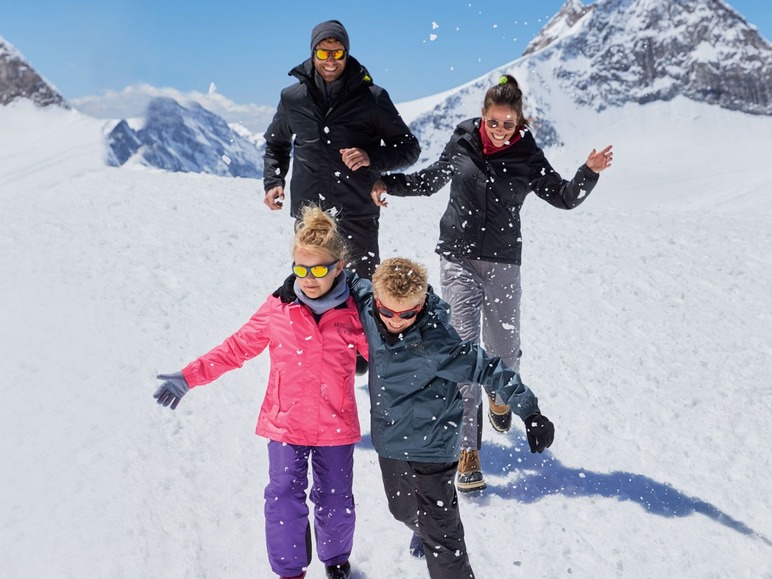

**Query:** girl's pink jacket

left=181, top=295, right=368, bottom=446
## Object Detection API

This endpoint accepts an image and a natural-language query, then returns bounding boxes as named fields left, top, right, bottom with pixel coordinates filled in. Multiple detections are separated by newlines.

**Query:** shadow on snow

left=356, top=432, right=770, bottom=545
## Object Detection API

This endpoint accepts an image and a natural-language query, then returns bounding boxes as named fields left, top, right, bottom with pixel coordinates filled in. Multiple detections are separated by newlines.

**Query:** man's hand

left=264, top=186, right=285, bottom=210
left=340, top=148, right=371, bottom=172
left=371, top=179, right=388, bottom=207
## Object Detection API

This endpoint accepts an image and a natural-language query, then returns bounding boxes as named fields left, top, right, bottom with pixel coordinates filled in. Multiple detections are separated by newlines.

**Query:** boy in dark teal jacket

left=350, top=257, right=554, bottom=579
left=275, top=256, right=554, bottom=578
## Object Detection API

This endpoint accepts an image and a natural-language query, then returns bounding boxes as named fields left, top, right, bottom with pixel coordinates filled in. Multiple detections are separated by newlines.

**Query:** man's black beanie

left=310, top=20, right=350, bottom=53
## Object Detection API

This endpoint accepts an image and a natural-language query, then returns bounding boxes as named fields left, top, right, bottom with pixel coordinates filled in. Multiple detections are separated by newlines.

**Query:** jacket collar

left=479, top=120, right=522, bottom=155
left=289, top=55, right=372, bottom=102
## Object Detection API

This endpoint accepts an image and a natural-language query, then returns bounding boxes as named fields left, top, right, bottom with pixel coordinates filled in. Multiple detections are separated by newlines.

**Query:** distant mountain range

left=0, top=36, right=264, bottom=179
left=2, top=0, right=770, bottom=177
left=70, top=83, right=275, bottom=135
left=105, top=97, right=263, bottom=178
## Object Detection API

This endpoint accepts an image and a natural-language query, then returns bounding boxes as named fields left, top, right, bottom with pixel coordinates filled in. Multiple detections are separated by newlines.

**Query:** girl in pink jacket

left=153, top=206, right=368, bottom=579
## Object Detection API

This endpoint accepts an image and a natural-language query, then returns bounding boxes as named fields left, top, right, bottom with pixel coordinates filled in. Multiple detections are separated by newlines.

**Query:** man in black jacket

left=263, top=20, right=421, bottom=280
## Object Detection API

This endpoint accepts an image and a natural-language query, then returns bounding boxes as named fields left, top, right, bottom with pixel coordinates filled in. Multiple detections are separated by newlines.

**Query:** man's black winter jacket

left=263, top=57, right=420, bottom=220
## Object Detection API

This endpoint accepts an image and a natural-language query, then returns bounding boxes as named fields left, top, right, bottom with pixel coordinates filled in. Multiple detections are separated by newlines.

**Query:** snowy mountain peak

left=71, top=83, right=275, bottom=135
left=107, top=96, right=263, bottom=178
left=523, top=0, right=595, bottom=56
left=405, top=0, right=770, bottom=163
left=0, top=35, right=65, bottom=108
left=535, top=0, right=772, bottom=114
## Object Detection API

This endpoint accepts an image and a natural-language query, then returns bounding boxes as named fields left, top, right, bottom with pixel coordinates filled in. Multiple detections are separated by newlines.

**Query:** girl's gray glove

left=153, top=372, right=189, bottom=410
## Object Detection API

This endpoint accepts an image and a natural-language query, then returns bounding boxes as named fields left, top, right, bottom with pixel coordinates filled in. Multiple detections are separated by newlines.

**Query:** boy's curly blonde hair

left=372, top=257, right=428, bottom=302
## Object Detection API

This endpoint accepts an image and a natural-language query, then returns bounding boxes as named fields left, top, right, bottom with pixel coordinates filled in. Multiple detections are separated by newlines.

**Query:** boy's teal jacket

left=349, top=273, right=540, bottom=463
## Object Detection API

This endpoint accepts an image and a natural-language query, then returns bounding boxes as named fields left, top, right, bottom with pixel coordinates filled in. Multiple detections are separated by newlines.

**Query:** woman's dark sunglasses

left=375, top=299, right=423, bottom=320
left=485, top=118, right=517, bottom=130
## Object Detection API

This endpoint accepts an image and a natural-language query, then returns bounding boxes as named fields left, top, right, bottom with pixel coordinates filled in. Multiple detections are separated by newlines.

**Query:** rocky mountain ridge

left=407, top=0, right=770, bottom=161
left=0, top=35, right=64, bottom=107
left=527, top=0, right=771, bottom=114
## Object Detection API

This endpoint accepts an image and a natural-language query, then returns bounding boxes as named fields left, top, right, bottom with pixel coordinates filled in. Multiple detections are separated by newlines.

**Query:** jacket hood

left=456, top=117, right=480, bottom=137
left=418, top=287, right=448, bottom=327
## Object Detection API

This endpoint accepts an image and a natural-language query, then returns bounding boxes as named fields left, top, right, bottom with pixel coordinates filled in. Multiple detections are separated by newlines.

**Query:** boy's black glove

left=524, top=413, right=554, bottom=453
left=272, top=274, right=297, bottom=304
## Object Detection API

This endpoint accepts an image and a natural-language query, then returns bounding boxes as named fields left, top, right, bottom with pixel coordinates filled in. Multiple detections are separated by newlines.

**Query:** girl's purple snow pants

left=265, top=440, right=355, bottom=577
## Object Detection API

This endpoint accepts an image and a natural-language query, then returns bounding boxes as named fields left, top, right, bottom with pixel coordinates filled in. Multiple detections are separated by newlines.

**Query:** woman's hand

left=371, top=179, right=389, bottom=207
left=586, top=145, right=613, bottom=173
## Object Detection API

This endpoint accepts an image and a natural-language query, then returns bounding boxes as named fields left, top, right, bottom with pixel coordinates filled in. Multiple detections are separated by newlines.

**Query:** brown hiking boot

left=488, top=394, right=512, bottom=433
left=456, top=449, right=486, bottom=492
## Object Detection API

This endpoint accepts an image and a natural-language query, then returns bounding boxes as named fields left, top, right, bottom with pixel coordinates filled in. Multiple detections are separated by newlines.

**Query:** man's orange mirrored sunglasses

left=315, top=48, right=347, bottom=61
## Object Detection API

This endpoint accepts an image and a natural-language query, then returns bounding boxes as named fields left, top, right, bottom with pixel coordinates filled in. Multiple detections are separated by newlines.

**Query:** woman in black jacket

left=372, top=74, right=612, bottom=491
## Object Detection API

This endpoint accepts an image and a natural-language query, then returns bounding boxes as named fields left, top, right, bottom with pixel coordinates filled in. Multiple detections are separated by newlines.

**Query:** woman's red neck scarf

left=479, top=122, right=523, bottom=156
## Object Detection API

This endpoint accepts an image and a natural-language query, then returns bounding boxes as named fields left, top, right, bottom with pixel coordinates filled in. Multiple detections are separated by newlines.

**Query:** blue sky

left=2, top=0, right=770, bottom=106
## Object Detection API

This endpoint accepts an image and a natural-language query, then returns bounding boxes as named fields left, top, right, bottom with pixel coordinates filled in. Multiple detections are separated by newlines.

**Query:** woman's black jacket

left=382, top=118, right=599, bottom=264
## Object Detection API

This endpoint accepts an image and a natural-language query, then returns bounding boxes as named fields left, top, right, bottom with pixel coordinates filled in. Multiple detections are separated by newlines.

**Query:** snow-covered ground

left=1, top=98, right=770, bottom=578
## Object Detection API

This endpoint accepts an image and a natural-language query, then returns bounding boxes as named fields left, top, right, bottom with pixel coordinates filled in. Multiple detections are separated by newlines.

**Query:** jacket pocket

left=412, top=406, right=452, bottom=451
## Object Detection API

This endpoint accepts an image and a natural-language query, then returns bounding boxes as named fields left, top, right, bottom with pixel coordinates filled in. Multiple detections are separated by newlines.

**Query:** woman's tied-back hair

left=483, top=74, right=528, bottom=127
left=372, top=257, right=428, bottom=302
left=293, top=204, right=349, bottom=262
